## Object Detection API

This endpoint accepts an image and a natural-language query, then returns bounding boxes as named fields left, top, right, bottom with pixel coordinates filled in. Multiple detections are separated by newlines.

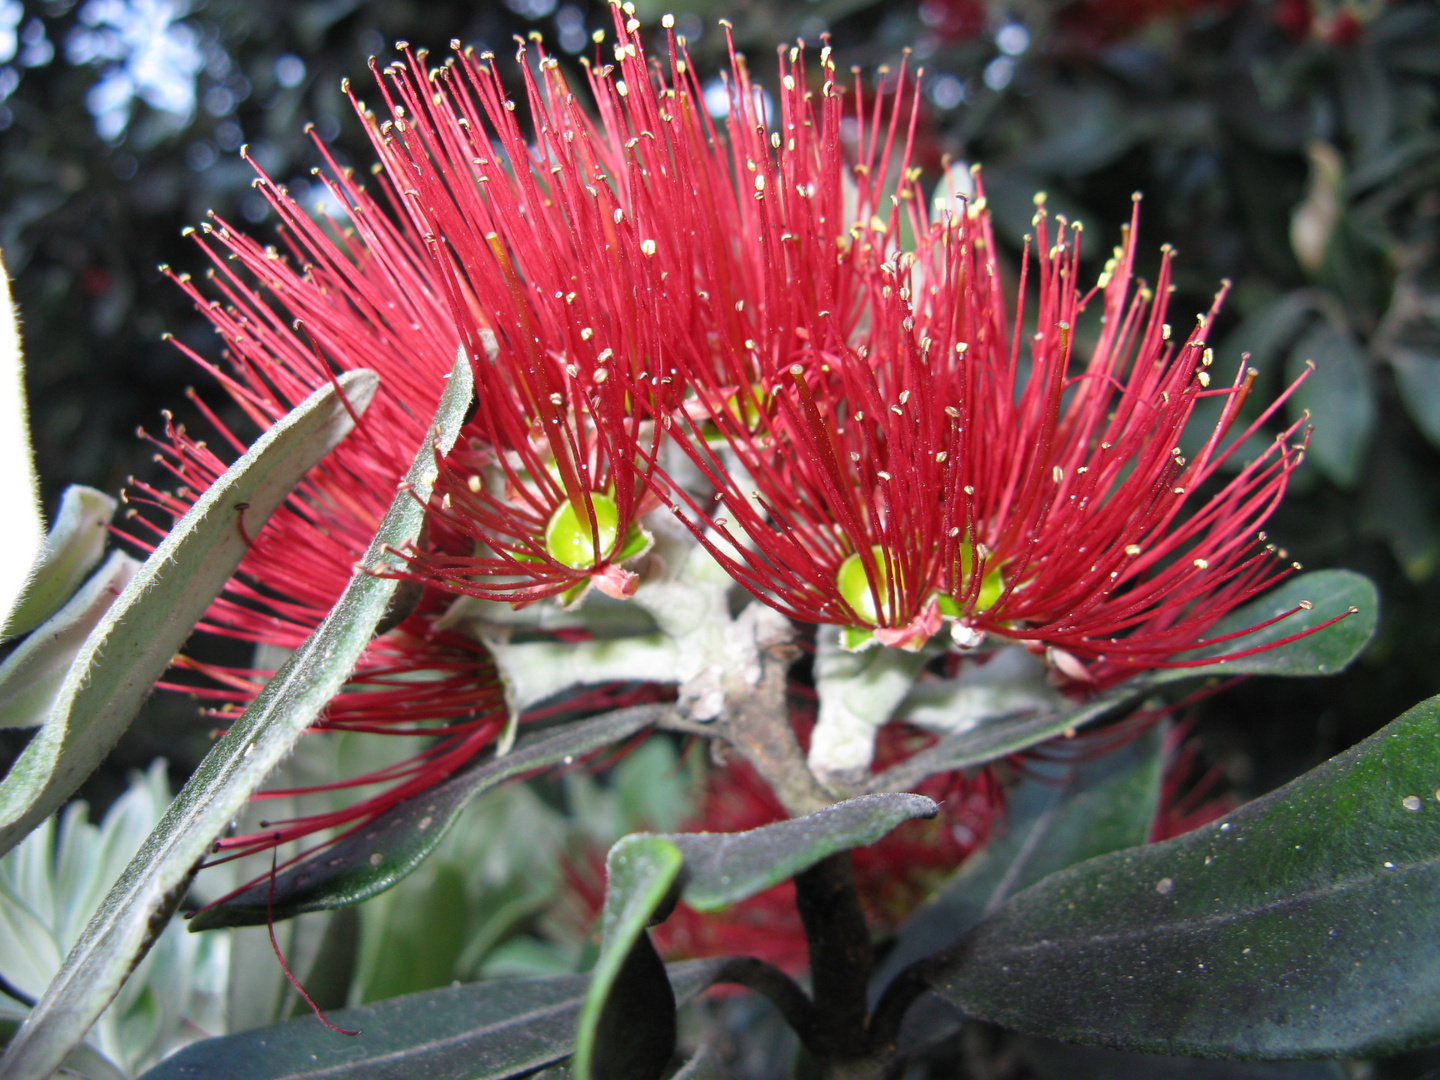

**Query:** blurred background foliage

left=1, top=0, right=1439, bottom=1074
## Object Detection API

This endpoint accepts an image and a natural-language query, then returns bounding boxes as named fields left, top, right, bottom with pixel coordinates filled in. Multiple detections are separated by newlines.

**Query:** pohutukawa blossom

left=593, top=36, right=1336, bottom=683
left=136, top=0, right=1347, bottom=862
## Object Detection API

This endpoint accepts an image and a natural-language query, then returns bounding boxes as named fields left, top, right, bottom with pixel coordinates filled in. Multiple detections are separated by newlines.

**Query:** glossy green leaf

left=190, top=704, right=674, bottom=929
left=931, top=694, right=1440, bottom=1059
left=873, top=727, right=1162, bottom=994
left=1287, top=320, right=1374, bottom=489
left=0, top=551, right=139, bottom=729
left=871, top=569, right=1375, bottom=790
left=573, top=834, right=684, bottom=1080
left=2, top=486, right=116, bottom=641
left=0, top=354, right=468, bottom=1080
left=137, top=958, right=731, bottom=1080
left=668, top=792, right=939, bottom=911
left=0, top=369, right=380, bottom=859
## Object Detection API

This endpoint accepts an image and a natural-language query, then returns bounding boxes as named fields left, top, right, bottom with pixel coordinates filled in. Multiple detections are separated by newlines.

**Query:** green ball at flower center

left=836, top=546, right=895, bottom=624
left=545, top=494, right=620, bottom=569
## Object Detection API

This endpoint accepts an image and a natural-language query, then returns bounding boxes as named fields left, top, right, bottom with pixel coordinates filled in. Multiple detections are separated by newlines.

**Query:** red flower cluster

left=141, top=5, right=1340, bottom=882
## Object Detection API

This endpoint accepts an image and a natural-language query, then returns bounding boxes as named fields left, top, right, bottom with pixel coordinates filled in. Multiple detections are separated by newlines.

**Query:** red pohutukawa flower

left=597, top=47, right=1331, bottom=682
left=135, top=0, right=1348, bottom=880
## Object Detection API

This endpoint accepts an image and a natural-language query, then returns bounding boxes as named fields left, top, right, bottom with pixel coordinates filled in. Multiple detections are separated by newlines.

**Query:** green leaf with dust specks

left=873, top=727, right=1162, bottom=993
left=930, top=694, right=1440, bottom=1059
left=0, top=353, right=467, bottom=1080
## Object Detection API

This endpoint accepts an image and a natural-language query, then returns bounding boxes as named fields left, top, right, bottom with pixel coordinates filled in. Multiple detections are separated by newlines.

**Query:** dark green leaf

left=573, top=834, right=684, bottom=1080
left=2, top=485, right=116, bottom=640
left=873, top=570, right=1375, bottom=789
left=1215, top=292, right=1317, bottom=375
left=137, top=959, right=730, bottom=1080
left=0, top=370, right=380, bottom=858
left=1017, top=1036, right=1347, bottom=1080
left=1358, top=427, right=1440, bottom=582
left=0, top=356, right=467, bottom=1080
left=589, top=933, right=674, bottom=1080
left=190, top=704, right=673, bottom=928
left=668, top=792, right=939, bottom=911
left=931, top=694, right=1440, bottom=1059
left=1389, top=347, right=1440, bottom=450
left=873, top=727, right=1162, bottom=993
left=1286, top=320, right=1374, bottom=489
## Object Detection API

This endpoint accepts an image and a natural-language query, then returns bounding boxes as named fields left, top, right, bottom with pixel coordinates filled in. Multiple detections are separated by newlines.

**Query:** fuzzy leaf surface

left=0, top=551, right=139, bottom=729
left=668, top=792, right=939, bottom=911
left=0, top=260, right=43, bottom=637
left=0, top=370, right=380, bottom=858
left=0, top=355, right=468, bottom=1080
left=873, top=570, right=1375, bottom=789
left=2, top=485, right=115, bottom=640
left=137, top=959, right=729, bottom=1080
left=930, top=695, right=1440, bottom=1059
left=190, top=704, right=674, bottom=928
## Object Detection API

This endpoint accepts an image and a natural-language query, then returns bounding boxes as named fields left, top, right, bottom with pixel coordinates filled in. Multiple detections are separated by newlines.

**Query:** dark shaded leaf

left=137, top=959, right=730, bottom=1080
left=871, top=570, right=1375, bottom=790
left=1286, top=320, right=1374, bottom=489
left=589, top=933, right=674, bottom=1080
left=930, top=695, right=1440, bottom=1059
left=1389, top=347, right=1440, bottom=450
left=1017, top=1035, right=1347, bottom=1080
left=668, top=793, right=938, bottom=911
left=1358, top=427, right=1440, bottom=582
left=190, top=704, right=673, bottom=929
left=873, top=727, right=1162, bottom=994
left=0, top=356, right=465, bottom=1080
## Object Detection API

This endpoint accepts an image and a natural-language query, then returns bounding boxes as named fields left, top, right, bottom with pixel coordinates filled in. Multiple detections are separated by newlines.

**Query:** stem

left=714, top=621, right=835, bottom=816
left=686, top=609, right=884, bottom=1074
left=711, top=956, right=822, bottom=1052
left=794, top=852, right=873, bottom=1063
left=867, top=950, right=948, bottom=1056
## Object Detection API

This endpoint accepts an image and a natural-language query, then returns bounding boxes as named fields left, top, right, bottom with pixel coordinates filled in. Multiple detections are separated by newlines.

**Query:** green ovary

left=957, top=542, right=1005, bottom=611
left=545, top=494, right=621, bottom=569
left=836, top=546, right=897, bottom=624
